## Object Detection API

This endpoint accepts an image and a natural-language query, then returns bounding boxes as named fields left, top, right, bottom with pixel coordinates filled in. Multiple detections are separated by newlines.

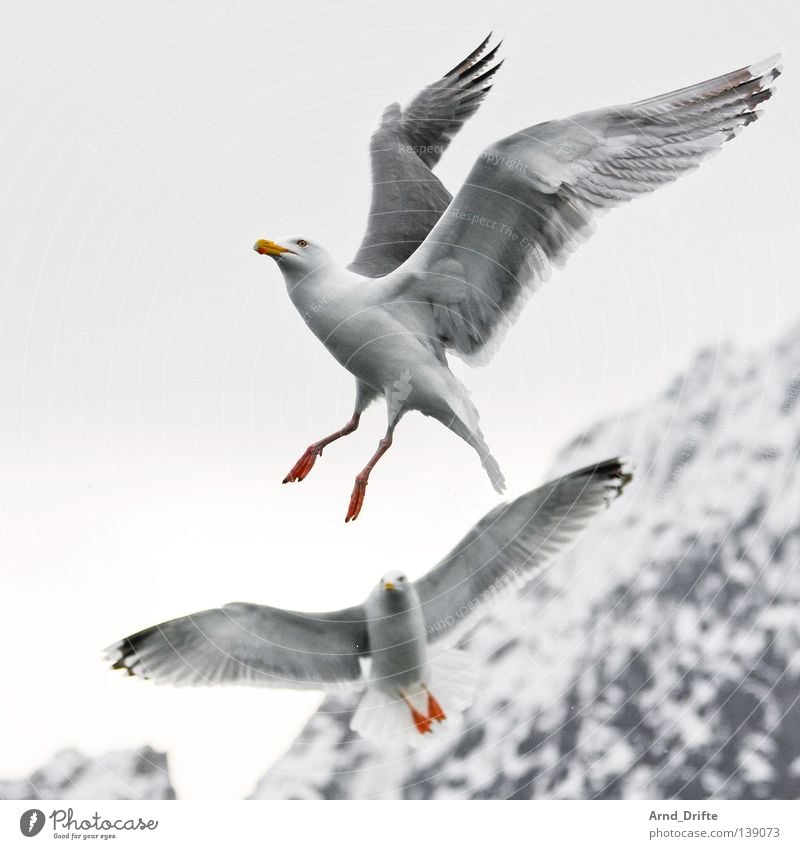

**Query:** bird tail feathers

left=434, top=389, right=507, bottom=494
left=350, top=649, right=478, bottom=746
left=481, top=450, right=506, bottom=494
left=466, top=423, right=506, bottom=494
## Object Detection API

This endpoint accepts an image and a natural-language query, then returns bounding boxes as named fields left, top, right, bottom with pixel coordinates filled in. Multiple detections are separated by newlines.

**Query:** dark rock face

left=0, top=747, right=175, bottom=800
left=251, top=326, right=800, bottom=799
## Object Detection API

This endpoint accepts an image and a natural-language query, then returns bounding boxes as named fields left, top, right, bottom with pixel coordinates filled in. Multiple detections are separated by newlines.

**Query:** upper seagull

left=253, top=35, right=780, bottom=522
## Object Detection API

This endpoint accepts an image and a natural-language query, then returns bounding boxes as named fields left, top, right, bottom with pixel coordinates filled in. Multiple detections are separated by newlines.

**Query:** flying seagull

left=253, top=37, right=780, bottom=521
left=106, top=458, right=632, bottom=744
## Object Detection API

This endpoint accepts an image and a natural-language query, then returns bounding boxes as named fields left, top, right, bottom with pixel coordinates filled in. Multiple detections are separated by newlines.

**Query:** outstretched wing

left=105, top=602, right=369, bottom=691
left=392, top=55, right=781, bottom=362
left=397, top=33, right=504, bottom=170
left=415, top=458, right=633, bottom=647
left=348, top=34, right=503, bottom=278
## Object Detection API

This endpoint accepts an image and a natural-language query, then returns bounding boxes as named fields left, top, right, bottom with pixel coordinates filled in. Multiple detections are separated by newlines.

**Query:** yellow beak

left=384, top=581, right=396, bottom=591
left=253, top=238, right=295, bottom=256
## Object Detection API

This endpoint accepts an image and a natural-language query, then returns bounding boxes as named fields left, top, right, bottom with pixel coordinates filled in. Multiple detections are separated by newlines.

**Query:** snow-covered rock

left=0, top=747, right=174, bottom=800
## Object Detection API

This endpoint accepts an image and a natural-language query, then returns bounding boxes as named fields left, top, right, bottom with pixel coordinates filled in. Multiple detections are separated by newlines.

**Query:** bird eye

left=398, top=576, right=406, bottom=582
left=297, top=239, right=308, bottom=247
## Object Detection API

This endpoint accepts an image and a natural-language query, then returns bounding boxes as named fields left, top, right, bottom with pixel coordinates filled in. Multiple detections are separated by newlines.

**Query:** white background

left=1, top=0, right=797, bottom=799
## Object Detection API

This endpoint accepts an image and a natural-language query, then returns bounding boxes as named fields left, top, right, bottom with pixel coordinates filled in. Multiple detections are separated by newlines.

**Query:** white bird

left=107, top=458, right=632, bottom=745
left=253, top=37, right=780, bottom=521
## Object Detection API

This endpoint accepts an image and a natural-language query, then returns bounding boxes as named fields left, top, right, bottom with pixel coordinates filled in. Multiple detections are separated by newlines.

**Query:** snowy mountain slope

left=252, top=325, right=800, bottom=799
left=0, top=747, right=174, bottom=800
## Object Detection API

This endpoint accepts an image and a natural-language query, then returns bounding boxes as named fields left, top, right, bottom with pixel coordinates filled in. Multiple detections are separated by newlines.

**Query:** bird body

left=284, top=258, right=421, bottom=394
left=362, top=571, right=428, bottom=693
left=108, top=458, right=632, bottom=744
left=275, top=240, right=505, bottom=504
left=355, top=573, right=477, bottom=740
left=255, top=39, right=780, bottom=521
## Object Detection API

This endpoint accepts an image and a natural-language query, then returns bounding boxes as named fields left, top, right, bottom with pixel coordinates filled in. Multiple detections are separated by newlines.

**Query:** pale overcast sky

left=1, top=0, right=797, bottom=798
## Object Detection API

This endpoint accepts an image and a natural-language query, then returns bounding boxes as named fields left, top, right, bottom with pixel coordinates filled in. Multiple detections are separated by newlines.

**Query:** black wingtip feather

left=468, top=59, right=505, bottom=90
left=457, top=41, right=503, bottom=82
left=445, top=32, right=493, bottom=77
left=107, top=631, right=153, bottom=678
left=572, top=456, right=635, bottom=496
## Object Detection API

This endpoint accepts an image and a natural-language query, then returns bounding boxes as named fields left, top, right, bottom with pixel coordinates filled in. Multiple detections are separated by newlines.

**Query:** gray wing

left=348, top=34, right=503, bottom=278
left=415, top=458, right=633, bottom=647
left=105, top=602, right=369, bottom=691
left=394, top=55, right=781, bottom=363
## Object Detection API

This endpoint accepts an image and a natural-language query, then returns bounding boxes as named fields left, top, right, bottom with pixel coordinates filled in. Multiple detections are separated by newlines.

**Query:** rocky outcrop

left=0, top=747, right=175, bottom=800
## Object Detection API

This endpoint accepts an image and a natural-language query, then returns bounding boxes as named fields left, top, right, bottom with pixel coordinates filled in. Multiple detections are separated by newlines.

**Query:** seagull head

left=253, top=235, right=334, bottom=280
left=367, top=569, right=418, bottom=614
left=380, top=570, right=409, bottom=593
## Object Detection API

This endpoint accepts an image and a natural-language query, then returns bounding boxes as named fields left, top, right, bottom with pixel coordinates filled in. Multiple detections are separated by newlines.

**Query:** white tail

left=350, top=648, right=478, bottom=746
left=433, top=387, right=507, bottom=494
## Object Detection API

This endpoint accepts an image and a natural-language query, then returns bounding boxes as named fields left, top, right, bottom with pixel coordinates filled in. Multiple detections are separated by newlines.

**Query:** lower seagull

left=106, top=458, right=632, bottom=744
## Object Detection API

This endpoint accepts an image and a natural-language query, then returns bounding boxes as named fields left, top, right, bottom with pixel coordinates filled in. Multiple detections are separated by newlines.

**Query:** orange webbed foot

left=345, top=475, right=368, bottom=523
left=427, top=693, right=446, bottom=724
left=402, top=692, right=433, bottom=734
left=410, top=705, right=433, bottom=735
left=283, top=446, right=320, bottom=484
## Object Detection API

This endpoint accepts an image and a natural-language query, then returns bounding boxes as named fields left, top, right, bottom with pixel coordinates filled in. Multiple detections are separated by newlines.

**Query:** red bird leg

left=345, top=429, right=394, bottom=523
left=283, top=413, right=360, bottom=484
left=402, top=693, right=432, bottom=735
left=426, top=689, right=446, bottom=723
